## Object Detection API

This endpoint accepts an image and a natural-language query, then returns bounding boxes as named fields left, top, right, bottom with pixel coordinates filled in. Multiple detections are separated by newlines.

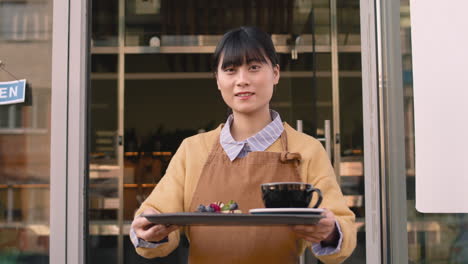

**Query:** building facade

left=0, top=0, right=466, bottom=263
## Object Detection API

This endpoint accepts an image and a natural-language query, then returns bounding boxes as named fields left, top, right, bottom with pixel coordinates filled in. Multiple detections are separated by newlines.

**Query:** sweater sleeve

left=304, top=141, right=357, bottom=264
left=132, top=139, right=188, bottom=259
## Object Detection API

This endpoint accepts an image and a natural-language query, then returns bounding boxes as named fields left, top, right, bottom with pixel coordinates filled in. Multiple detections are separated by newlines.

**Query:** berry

left=197, top=204, right=207, bottom=212
left=205, top=205, right=215, bottom=212
left=229, top=203, right=238, bottom=210
left=209, top=203, right=221, bottom=212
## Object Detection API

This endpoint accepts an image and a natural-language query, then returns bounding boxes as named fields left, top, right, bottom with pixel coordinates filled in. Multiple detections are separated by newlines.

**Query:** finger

left=138, top=225, right=158, bottom=241
left=320, top=208, right=336, bottom=221
left=317, top=216, right=336, bottom=228
left=293, top=221, right=334, bottom=235
left=136, top=208, right=160, bottom=226
left=317, top=219, right=337, bottom=234
left=144, top=224, right=179, bottom=242
left=166, top=225, right=180, bottom=234
left=318, top=213, right=335, bottom=222
left=136, top=225, right=156, bottom=241
left=319, top=209, right=334, bottom=218
left=131, top=216, right=145, bottom=228
left=149, top=224, right=169, bottom=235
left=158, top=224, right=179, bottom=234
left=140, top=225, right=165, bottom=241
left=133, top=207, right=163, bottom=226
left=310, top=223, right=335, bottom=235
left=132, top=215, right=153, bottom=229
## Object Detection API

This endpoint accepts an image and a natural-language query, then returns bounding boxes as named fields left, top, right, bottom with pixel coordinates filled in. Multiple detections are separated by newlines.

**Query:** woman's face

left=216, top=55, right=280, bottom=116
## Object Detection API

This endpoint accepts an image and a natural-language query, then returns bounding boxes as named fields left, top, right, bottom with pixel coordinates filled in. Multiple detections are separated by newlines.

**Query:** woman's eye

left=250, top=65, right=261, bottom=70
left=224, top=68, right=235, bottom=73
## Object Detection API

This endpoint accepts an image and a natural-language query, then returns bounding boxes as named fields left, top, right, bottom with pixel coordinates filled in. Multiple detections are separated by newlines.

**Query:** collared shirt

left=130, top=110, right=343, bottom=256
left=220, top=110, right=284, bottom=161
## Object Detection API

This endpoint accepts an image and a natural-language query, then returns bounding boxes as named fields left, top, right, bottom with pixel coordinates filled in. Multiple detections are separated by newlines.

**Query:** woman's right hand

left=131, top=208, right=179, bottom=243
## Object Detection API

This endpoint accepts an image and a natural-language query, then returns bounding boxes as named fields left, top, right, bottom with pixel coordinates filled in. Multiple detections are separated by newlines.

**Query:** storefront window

left=89, top=1, right=365, bottom=263
left=336, top=1, right=365, bottom=262
left=400, top=1, right=468, bottom=263
left=0, top=0, right=53, bottom=263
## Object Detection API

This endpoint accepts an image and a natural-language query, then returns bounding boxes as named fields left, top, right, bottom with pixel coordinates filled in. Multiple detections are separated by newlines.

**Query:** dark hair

left=212, top=26, right=279, bottom=73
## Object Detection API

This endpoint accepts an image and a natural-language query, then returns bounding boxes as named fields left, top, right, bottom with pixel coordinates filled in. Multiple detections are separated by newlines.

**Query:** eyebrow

left=221, top=58, right=266, bottom=69
left=246, top=58, right=266, bottom=64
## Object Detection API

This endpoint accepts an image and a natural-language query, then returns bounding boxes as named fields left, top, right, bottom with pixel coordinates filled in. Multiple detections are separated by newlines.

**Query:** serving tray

left=143, top=213, right=324, bottom=226
left=249, top=208, right=324, bottom=214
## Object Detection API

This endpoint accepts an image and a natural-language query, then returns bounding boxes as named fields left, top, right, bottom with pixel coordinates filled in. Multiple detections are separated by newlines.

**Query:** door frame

left=50, top=0, right=88, bottom=263
left=359, top=0, right=383, bottom=262
left=360, top=0, right=409, bottom=263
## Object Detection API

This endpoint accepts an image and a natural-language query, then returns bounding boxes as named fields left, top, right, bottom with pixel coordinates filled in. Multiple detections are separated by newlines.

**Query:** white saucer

left=249, top=208, right=324, bottom=215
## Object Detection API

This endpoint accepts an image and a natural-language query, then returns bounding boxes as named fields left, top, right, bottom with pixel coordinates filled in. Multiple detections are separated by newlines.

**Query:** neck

left=230, top=109, right=272, bottom=141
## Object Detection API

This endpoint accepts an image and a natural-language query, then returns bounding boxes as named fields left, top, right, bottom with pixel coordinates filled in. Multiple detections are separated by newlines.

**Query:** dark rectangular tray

left=143, top=213, right=324, bottom=226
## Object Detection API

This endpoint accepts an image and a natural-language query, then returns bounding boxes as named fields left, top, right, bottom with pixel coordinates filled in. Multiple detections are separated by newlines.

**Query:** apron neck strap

left=279, top=129, right=288, bottom=152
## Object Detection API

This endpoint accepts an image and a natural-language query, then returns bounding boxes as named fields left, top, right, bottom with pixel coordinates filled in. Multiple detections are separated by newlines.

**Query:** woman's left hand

left=292, top=208, right=339, bottom=245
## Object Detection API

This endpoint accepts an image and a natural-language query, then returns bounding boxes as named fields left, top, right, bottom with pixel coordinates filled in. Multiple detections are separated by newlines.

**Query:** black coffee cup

left=261, top=182, right=323, bottom=208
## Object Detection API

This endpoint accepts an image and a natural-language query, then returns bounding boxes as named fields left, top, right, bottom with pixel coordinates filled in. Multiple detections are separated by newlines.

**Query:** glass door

left=88, top=0, right=366, bottom=263
left=88, top=0, right=120, bottom=262
left=0, top=0, right=53, bottom=263
left=399, top=1, right=468, bottom=263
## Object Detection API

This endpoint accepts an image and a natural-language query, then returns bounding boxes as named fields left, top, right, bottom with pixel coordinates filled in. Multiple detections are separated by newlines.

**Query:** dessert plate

left=249, top=208, right=324, bottom=215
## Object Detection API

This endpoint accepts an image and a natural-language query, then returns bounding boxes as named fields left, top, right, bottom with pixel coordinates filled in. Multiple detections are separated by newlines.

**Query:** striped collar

left=220, top=110, right=284, bottom=161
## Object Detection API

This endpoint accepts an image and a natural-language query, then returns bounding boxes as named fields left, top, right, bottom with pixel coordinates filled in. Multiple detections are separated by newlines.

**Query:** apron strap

left=280, top=152, right=302, bottom=163
left=279, top=129, right=288, bottom=152
left=279, top=128, right=302, bottom=165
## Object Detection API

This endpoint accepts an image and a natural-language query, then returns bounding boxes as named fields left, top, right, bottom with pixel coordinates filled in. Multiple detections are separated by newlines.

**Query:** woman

left=131, top=26, right=356, bottom=264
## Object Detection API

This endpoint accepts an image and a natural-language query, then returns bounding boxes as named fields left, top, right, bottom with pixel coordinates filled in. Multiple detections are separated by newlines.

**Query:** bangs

left=218, top=33, right=269, bottom=70
left=212, top=27, right=278, bottom=72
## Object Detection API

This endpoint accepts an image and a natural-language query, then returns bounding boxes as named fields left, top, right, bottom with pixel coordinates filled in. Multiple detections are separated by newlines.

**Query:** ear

left=273, top=64, right=280, bottom=85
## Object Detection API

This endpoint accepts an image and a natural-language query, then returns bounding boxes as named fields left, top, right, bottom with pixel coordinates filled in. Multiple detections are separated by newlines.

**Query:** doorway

left=88, top=1, right=365, bottom=263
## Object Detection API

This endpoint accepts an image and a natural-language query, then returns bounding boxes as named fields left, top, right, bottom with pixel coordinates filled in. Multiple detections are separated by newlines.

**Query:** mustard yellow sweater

left=134, top=123, right=356, bottom=264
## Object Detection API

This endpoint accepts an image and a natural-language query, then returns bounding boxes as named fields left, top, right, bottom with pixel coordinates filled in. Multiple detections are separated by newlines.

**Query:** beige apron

left=188, top=130, right=303, bottom=264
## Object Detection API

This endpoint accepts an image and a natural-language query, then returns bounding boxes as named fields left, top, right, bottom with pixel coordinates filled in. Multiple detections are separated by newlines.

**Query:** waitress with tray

left=131, top=26, right=356, bottom=264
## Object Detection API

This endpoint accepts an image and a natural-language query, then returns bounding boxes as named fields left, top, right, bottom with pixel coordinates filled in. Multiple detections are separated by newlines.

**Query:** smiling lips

left=235, top=92, right=255, bottom=99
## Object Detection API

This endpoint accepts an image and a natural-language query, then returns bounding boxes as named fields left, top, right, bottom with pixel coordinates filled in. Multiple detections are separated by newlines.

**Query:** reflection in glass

left=92, top=0, right=119, bottom=46
left=400, top=1, right=468, bottom=263
left=88, top=72, right=119, bottom=262
left=0, top=0, right=53, bottom=263
left=89, top=1, right=366, bottom=263
left=335, top=1, right=365, bottom=263
left=123, top=0, right=332, bottom=46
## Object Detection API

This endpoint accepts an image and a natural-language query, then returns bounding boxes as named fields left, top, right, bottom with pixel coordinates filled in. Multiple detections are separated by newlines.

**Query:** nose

left=235, top=68, right=250, bottom=87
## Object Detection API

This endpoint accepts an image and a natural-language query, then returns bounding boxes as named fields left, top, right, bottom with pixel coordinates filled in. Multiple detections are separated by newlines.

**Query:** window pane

left=89, top=1, right=365, bottom=263
left=0, top=0, right=53, bottom=263
left=400, top=1, right=468, bottom=263
left=0, top=106, right=10, bottom=127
